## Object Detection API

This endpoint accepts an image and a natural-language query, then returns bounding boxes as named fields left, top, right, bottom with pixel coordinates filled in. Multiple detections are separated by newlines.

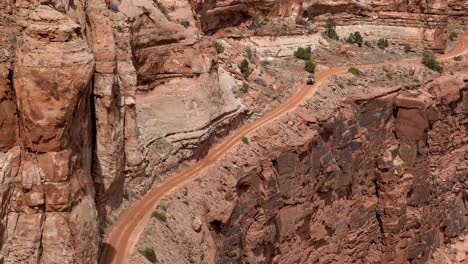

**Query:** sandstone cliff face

left=133, top=71, right=467, bottom=263
left=0, top=4, right=99, bottom=263
left=208, top=76, right=467, bottom=263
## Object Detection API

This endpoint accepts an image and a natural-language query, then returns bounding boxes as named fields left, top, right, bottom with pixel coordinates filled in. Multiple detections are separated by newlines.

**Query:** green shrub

left=240, top=82, right=249, bottom=93
left=241, top=136, right=249, bottom=144
left=138, top=248, right=157, bottom=263
left=404, top=44, right=412, bottom=53
left=169, top=5, right=176, bottom=11
left=152, top=211, right=167, bottom=222
left=346, top=31, right=363, bottom=47
left=378, top=38, right=389, bottom=49
left=348, top=67, right=361, bottom=76
left=325, top=18, right=339, bottom=40
left=449, top=32, right=458, bottom=41
left=422, top=51, right=443, bottom=73
left=454, top=55, right=463, bottom=61
left=240, top=59, right=250, bottom=78
left=213, top=42, right=224, bottom=54
left=304, top=60, right=316, bottom=73
left=294, top=47, right=311, bottom=60
left=154, top=0, right=167, bottom=15
left=180, top=20, right=190, bottom=28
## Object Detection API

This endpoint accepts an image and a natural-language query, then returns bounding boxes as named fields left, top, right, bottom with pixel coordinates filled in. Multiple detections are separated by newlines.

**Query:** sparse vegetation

left=449, top=32, right=458, bottom=41
left=138, top=247, right=157, bottom=263
left=294, top=47, right=311, bottom=60
left=304, top=60, right=316, bottom=73
left=246, top=47, right=254, bottom=62
left=422, top=51, right=443, bottom=73
left=348, top=67, right=361, bottom=76
left=241, top=136, right=249, bottom=144
left=110, top=4, right=119, bottom=12
left=214, top=42, right=224, bottom=54
left=346, top=31, right=363, bottom=47
left=247, top=18, right=262, bottom=30
left=325, top=18, right=339, bottom=40
left=123, top=191, right=129, bottom=201
left=169, top=5, right=176, bottom=11
left=378, top=38, right=389, bottom=49
left=404, top=44, right=412, bottom=53
left=240, top=82, right=249, bottom=93
left=152, top=210, right=167, bottom=222
left=364, top=41, right=372, bottom=48
left=240, top=59, right=250, bottom=78
left=295, top=18, right=308, bottom=27
left=454, top=55, right=463, bottom=61
left=180, top=20, right=190, bottom=28
left=154, top=0, right=168, bottom=16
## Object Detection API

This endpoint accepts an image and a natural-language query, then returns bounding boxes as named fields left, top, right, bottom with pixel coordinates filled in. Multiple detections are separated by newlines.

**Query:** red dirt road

left=101, top=35, right=468, bottom=264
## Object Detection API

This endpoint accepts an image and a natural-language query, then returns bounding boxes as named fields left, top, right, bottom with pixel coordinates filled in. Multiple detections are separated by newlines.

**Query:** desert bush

left=294, top=47, right=311, bottom=60
left=325, top=18, right=339, bottom=40
left=138, top=248, right=157, bottom=263
left=364, top=41, right=372, bottom=47
left=154, top=0, right=168, bottom=15
left=449, top=32, right=458, bottom=41
left=404, top=44, right=412, bottom=53
left=152, top=211, right=167, bottom=222
left=240, top=82, right=249, bottom=93
left=454, top=55, right=463, bottom=61
left=110, top=4, right=119, bottom=12
left=378, top=38, right=389, bottom=49
left=346, top=31, right=363, bottom=47
left=213, top=42, right=224, bottom=54
left=241, top=136, right=249, bottom=144
left=348, top=67, right=361, bottom=76
left=304, top=60, right=316, bottom=73
left=169, top=5, right=176, bottom=11
left=240, top=59, right=250, bottom=78
left=422, top=51, right=443, bottom=73
left=180, top=20, right=190, bottom=28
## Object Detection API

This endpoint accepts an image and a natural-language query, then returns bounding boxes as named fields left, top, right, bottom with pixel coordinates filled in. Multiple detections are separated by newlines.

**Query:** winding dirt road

left=101, top=34, right=468, bottom=264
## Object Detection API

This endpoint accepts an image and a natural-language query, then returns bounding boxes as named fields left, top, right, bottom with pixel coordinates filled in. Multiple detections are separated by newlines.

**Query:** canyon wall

left=133, top=71, right=467, bottom=263
left=209, top=77, right=467, bottom=263
left=0, top=0, right=466, bottom=262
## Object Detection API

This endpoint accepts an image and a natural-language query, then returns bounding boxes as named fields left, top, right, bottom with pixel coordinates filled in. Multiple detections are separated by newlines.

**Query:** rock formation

left=0, top=0, right=466, bottom=262
left=134, top=72, right=467, bottom=263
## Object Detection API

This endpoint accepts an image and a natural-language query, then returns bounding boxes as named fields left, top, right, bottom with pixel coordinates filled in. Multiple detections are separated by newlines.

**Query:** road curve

left=101, top=34, right=468, bottom=264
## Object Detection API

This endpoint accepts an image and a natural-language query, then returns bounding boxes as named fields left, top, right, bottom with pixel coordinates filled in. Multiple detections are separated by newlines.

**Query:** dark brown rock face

left=210, top=77, right=467, bottom=263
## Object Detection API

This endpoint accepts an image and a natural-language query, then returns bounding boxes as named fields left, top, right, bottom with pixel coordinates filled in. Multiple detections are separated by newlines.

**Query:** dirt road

left=101, top=34, right=468, bottom=264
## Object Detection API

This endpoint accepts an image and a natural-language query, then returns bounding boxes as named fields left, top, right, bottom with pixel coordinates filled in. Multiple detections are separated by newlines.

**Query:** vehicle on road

left=306, top=75, right=316, bottom=85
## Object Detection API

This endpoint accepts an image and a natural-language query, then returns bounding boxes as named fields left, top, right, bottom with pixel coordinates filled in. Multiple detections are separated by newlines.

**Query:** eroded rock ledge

left=134, top=73, right=467, bottom=263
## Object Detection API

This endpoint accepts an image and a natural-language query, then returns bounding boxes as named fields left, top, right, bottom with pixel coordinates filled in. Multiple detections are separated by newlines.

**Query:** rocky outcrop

left=133, top=73, right=467, bottom=263
left=0, top=4, right=99, bottom=263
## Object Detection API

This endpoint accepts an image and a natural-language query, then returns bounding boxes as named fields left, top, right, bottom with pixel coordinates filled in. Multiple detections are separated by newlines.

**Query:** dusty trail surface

left=101, top=35, right=468, bottom=264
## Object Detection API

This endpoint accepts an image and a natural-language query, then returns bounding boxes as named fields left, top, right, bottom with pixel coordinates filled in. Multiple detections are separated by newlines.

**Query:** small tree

left=378, top=38, right=389, bottom=49
left=214, top=42, right=224, bottom=54
left=454, top=55, right=463, bottom=61
left=240, top=59, right=250, bottom=78
left=346, top=32, right=363, bottom=47
left=304, top=60, right=316, bottom=73
left=241, top=136, right=249, bottom=144
left=138, top=248, right=157, bottom=263
left=325, top=18, right=339, bottom=40
left=294, top=47, right=311, bottom=60
left=422, top=51, right=443, bottom=73
left=154, top=0, right=168, bottom=15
